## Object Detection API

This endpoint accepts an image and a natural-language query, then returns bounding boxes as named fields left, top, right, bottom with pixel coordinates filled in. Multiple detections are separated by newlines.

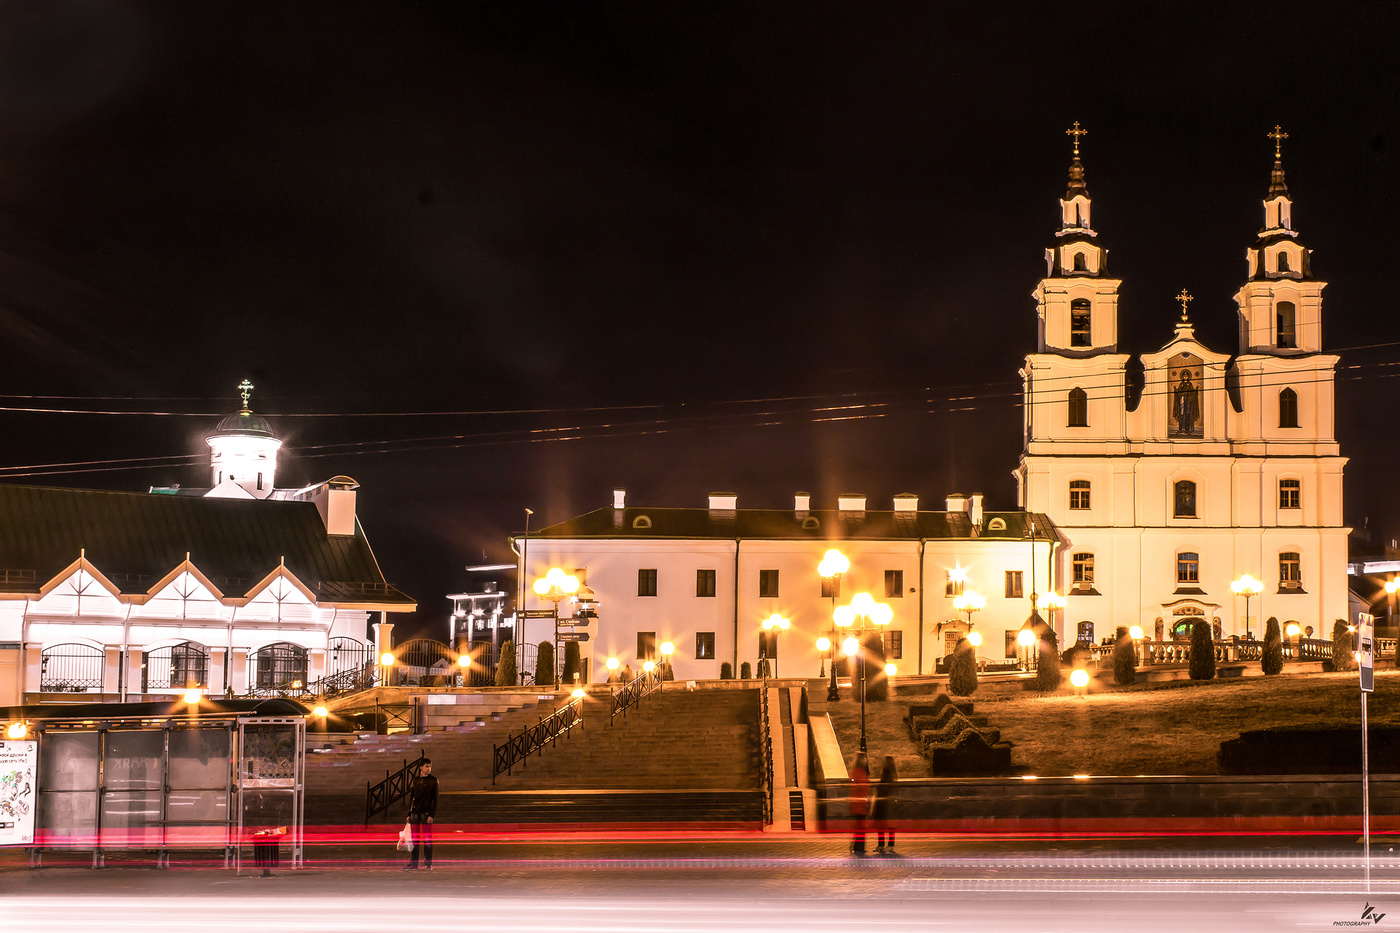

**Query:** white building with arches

left=1014, top=131, right=1349, bottom=645
left=0, top=390, right=415, bottom=705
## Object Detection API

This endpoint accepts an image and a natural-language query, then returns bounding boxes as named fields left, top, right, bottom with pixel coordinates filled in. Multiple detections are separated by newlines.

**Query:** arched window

left=632, top=515, right=653, bottom=529
left=1279, top=388, right=1299, bottom=428
left=1174, top=480, right=1197, bottom=518
left=1277, top=251, right=1290, bottom=273
left=1072, top=252, right=1086, bottom=272
left=1069, top=479, right=1091, bottom=510
left=1276, top=301, right=1297, bottom=349
left=1067, top=387, right=1088, bottom=427
left=1279, top=551, right=1302, bottom=589
left=1070, top=299, right=1092, bottom=347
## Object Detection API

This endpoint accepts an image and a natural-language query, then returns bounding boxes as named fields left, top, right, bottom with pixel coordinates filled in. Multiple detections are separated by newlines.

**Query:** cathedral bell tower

left=1034, top=122, right=1122, bottom=355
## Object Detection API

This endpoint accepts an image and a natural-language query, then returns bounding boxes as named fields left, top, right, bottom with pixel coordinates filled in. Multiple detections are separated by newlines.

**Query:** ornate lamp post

left=533, top=567, right=579, bottom=690
left=834, top=592, right=894, bottom=754
left=817, top=549, right=850, bottom=702
left=1017, top=628, right=1036, bottom=672
left=1231, top=574, right=1263, bottom=640
left=760, top=613, right=789, bottom=678
left=952, top=591, right=985, bottom=629
left=1040, top=590, right=1065, bottom=648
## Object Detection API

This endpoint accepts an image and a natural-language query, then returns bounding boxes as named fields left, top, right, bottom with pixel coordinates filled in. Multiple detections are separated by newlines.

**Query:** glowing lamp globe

left=883, top=663, right=897, bottom=676
left=183, top=688, right=202, bottom=705
left=380, top=652, right=395, bottom=666
left=458, top=655, right=471, bottom=668
left=833, top=606, right=855, bottom=627
left=1286, top=623, right=1301, bottom=638
left=1017, top=629, right=1036, bottom=647
left=642, top=660, right=655, bottom=673
left=5, top=722, right=26, bottom=740
left=1069, top=669, right=1090, bottom=689
left=966, top=631, right=983, bottom=647
left=660, top=641, right=674, bottom=656
left=606, top=657, right=620, bottom=671
left=1128, top=625, right=1144, bottom=640
left=871, top=603, right=894, bottom=626
left=816, top=636, right=831, bottom=652
left=312, top=705, right=328, bottom=718
left=571, top=688, right=586, bottom=699
left=842, top=637, right=860, bottom=657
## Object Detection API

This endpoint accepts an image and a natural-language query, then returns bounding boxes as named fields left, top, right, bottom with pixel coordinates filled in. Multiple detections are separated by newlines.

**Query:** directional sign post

left=558, top=632, right=591, bottom=643
left=1359, top=612, right=1375, bottom=891
left=520, top=609, right=557, bottom=619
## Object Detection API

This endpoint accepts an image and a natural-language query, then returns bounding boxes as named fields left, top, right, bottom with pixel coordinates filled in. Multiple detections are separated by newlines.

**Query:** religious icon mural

left=1168, top=352, right=1203, bottom=438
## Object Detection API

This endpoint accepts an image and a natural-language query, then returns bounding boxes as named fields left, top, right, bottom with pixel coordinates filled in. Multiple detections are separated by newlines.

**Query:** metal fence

left=327, top=637, right=370, bottom=677
left=39, top=644, right=105, bottom=693
left=491, top=694, right=584, bottom=783
left=249, top=643, right=308, bottom=694
left=394, top=638, right=454, bottom=686
left=143, top=642, right=210, bottom=692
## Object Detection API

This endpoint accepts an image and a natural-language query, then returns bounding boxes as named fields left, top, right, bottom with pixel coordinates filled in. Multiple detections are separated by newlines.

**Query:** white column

left=230, top=647, right=249, bottom=695
left=103, top=646, right=121, bottom=695
left=124, top=648, right=144, bottom=699
left=308, top=648, right=327, bottom=684
left=23, top=644, right=41, bottom=699
left=373, top=621, right=395, bottom=660
left=208, top=647, right=228, bottom=695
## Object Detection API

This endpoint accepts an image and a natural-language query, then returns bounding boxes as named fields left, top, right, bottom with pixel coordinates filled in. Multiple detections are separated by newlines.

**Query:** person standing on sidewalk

left=872, top=756, right=898, bottom=854
left=403, top=758, right=438, bottom=870
left=849, top=751, right=869, bottom=855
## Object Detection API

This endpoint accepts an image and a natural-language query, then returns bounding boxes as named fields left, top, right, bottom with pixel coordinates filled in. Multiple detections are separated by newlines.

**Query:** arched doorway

left=251, top=642, right=308, bottom=692
left=143, top=642, right=210, bottom=692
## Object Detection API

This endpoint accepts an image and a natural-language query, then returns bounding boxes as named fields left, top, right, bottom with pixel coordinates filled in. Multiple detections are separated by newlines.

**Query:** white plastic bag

left=397, top=821, right=413, bottom=852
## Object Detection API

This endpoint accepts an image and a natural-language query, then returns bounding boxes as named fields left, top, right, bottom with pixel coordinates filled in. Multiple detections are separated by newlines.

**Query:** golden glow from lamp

left=833, top=605, right=855, bottom=627
left=606, top=657, right=620, bottom=671
left=571, top=688, right=586, bottom=699
left=966, top=631, right=983, bottom=647
left=5, top=722, right=26, bottom=740
left=948, top=566, right=966, bottom=584
left=380, top=652, right=395, bottom=666
left=817, top=549, right=850, bottom=578
left=1387, top=580, right=1400, bottom=595
left=660, top=641, right=674, bottom=656
left=1128, top=625, right=1144, bottom=640
left=1286, top=622, right=1301, bottom=638
left=816, top=636, right=831, bottom=652
left=1230, top=574, right=1263, bottom=597
left=1041, top=591, right=1065, bottom=613
left=458, top=655, right=471, bottom=668
left=883, top=662, right=897, bottom=676
left=1017, top=629, right=1036, bottom=647
left=1069, top=669, right=1090, bottom=689
left=642, top=660, right=655, bottom=673
left=312, top=705, right=328, bottom=718
left=182, top=688, right=202, bottom=705
left=842, top=636, right=860, bottom=657
left=762, top=613, right=790, bottom=631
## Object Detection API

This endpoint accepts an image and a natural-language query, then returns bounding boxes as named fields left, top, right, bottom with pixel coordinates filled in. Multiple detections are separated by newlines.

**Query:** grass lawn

left=821, top=669, right=1400, bottom=777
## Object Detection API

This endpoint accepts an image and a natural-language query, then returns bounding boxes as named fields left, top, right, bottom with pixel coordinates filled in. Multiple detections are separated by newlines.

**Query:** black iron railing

left=365, top=753, right=427, bottom=824
left=491, top=694, right=584, bottom=783
left=609, top=673, right=663, bottom=725
left=758, top=686, right=773, bottom=825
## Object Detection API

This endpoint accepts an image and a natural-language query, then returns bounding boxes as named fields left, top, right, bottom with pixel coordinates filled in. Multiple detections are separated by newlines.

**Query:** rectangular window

left=945, top=571, right=965, bottom=597
left=1069, top=480, right=1091, bottom=510
left=759, top=569, right=780, bottom=598
left=1070, top=299, right=1092, bottom=347
left=759, top=631, right=779, bottom=659
left=882, top=630, right=903, bottom=660
left=1279, top=552, right=1301, bottom=589
left=257, top=472, right=264, bottom=491
left=1176, top=552, right=1200, bottom=585
left=1174, top=481, right=1197, bottom=518
left=1279, top=478, right=1301, bottom=510
left=821, top=576, right=841, bottom=598
left=696, top=569, right=716, bottom=598
left=1005, top=571, right=1023, bottom=598
left=637, top=631, right=656, bottom=660
left=1072, top=552, right=1094, bottom=589
left=637, top=569, right=657, bottom=597
left=884, top=570, right=904, bottom=598
left=695, top=632, right=716, bottom=660
left=1005, top=631, right=1018, bottom=659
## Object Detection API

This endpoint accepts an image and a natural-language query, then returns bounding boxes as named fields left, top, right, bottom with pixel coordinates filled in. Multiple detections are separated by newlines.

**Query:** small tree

left=1262, top=616, right=1283, bottom=675
left=1036, top=629, right=1061, bottom=692
left=1332, top=619, right=1355, bottom=672
left=495, top=640, right=517, bottom=687
left=561, top=641, right=581, bottom=684
left=740, top=661, right=752, bottom=679
left=948, top=637, right=979, bottom=696
left=1188, top=617, right=1216, bottom=680
left=1112, top=626, right=1136, bottom=687
left=720, top=661, right=734, bottom=680
left=863, top=630, right=889, bottom=701
left=536, top=641, right=555, bottom=687
left=756, top=658, right=771, bottom=678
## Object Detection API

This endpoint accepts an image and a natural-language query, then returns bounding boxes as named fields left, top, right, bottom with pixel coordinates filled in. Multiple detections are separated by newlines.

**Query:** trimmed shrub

left=561, top=641, right=581, bottom=685
left=1332, top=619, right=1355, bottom=672
left=1062, top=644, right=1091, bottom=669
left=1035, top=630, right=1061, bottom=692
left=948, top=637, right=979, bottom=696
left=536, top=641, right=555, bottom=687
left=1262, top=617, right=1283, bottom=675
left=740, top=661, right=752, bottom=680
left=1112, top=627, right=1136, bottom=687
left=1188, top=617, right=1216, bottom=681
left=756, top=658, right=771, bottom=679
left=495, top=640, right=517, bottom=687
left=720, top=661, right=734, bottom=680
left=863, top=631, right=889, bottom=702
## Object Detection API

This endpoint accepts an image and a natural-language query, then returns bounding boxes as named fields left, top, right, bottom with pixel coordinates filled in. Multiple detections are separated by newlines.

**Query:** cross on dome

left=1066, top=121, right=1088, bottom=157
left=1268, top=124, right=1288, bottom=160
left=1175, top=289, right=1193, bottom=321
left=238, top=379, right=254, bottom=410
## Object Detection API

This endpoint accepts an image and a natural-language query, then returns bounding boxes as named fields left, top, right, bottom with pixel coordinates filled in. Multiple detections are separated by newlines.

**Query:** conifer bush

left=756, top=658, right=771, bottom=679
left=536, top=641, right=555, bottom=687
left=495, top=640, right=517, bottom=687
left=1262, top=617, right=1283, bottom=675
left=720, top=661, right=733, bottom=680
left=1035, top=629, right=1061, bottom=692
left=1332, top=619, right=1355, bottom=672
left=561, top=641, right=581, bottom=684
left=948, top=637, right=979, bottom=696
left=1189, top=617, right=1216, bottom=680
left=1112, top=626, right=1136, bottom=687
left=740, top=661, right=752, bottom=679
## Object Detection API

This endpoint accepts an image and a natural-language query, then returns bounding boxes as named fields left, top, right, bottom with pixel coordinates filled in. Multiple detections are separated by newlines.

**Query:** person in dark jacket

left=849, top=751, right=869, bottom=855
left=872, top=756, right=898, bottom=854
left=403, top=758, right=438, bottom=870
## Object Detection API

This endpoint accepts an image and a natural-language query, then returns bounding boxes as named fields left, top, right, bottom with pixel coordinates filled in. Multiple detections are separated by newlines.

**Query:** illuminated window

left=1279, top=552, right=1301, bottom=589
left=1279, top=478, right=1301, bottom=510
left=1070, top=299, right=1092, bottom=347
left=1176, top=552, right=1200, bottom=585
left=1068, top=387, right=1088, bottom=427
left=1072, top=553, right=1094, bottom=589
left=945, top=571, right=964, bottom=598
left=1069, top=480, right=1091, bottom=510
left=695, top=632, right=715, bottom=659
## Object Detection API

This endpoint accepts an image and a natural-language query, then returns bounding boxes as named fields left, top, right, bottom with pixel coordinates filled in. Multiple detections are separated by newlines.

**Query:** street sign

left=520, top=609, right=556, bottom=619
left=559, top=619, right=592, bottom=627
left=558, top=632, right=591, bottom=642
left=1359, top=612, right=1375, bottom=693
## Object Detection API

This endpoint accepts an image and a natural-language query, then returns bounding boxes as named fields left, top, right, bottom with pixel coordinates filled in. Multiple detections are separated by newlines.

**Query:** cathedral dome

left=211, top=407, right=277, bottom=438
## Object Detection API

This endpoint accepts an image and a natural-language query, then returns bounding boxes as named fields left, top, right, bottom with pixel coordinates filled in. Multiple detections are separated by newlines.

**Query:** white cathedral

left=1017, top=126, right=1348, bottom=644
left=518, top=127, right=1350, bottom=681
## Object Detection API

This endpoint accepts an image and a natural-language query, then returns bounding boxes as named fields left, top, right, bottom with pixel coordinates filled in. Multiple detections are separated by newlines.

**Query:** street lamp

left=1017, top=627, right=1036, bottom=672
left=952, top=590, right=985, bottom=632
left=816, top=636, right=831, bottom=678
left=1128, top=625, right=1144, bottom=664
left=6, top=721, right=27, bottom=740
left=834, top=592, right=893, bottom=754
left=1231, top=574, right=1263, bottom=640
left=1041, top=591, right=1065, bottom=646
left=533, top=567, right=580, bottom=690
left=660, top=641, right=674, bottom=680
left=761, top=613, right=790, bottom=678
left=379, top=651, right=395, bottom=687
left=818, top=549, right=850, bottom=702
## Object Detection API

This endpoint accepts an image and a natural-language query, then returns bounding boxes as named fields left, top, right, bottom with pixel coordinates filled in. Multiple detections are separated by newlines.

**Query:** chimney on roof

left=837, top=494, right=866, bottom=514
left=946, top=493, right=968, bottom=513
left=613, top=487, right=626, bottom=509
left=969, top=493, right=984, bottom=527
left=709, top=492, right=737, bottom=511
left=305, top=476, right=359, bottom=536
left=893, top=494, right=918, bottom=512
left=794, top=492, right=810, bottom=516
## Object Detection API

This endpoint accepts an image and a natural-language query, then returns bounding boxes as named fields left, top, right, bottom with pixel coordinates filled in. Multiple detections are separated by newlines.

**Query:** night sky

left=1, top=2, right=1397, bottom=636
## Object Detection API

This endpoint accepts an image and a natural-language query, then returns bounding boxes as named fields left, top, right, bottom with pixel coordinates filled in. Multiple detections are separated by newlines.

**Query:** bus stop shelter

left=0, top=698, right=305, bottom=871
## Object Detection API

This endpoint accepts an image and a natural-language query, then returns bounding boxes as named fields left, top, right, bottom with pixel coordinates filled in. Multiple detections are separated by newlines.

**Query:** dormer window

left=1070, top=299, right=1091, bottom=347
left=1276, top=301, right=1297, bottom=349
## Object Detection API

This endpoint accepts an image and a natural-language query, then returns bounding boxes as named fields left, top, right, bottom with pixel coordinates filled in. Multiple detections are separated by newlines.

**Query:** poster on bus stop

left=0, top=740, right=36, bottom=846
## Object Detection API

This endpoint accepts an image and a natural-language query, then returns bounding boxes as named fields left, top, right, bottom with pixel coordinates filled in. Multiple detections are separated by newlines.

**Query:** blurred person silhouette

left=849, top=751, right=869, bottom=855
left=872, top=756, right=898, bottom=854
left=403, top=758, right=438, bottom=870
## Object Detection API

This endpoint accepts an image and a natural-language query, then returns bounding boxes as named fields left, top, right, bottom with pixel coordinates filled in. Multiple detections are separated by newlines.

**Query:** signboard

left=559, top=619, right=592, bottom=628
left=0, top=740, right=37, bottom=846
left=558, top=632, right=591, bottom=643
left=1359, top=612, right=1375, bottom=693
left=520, top=609, right=556, bottom=619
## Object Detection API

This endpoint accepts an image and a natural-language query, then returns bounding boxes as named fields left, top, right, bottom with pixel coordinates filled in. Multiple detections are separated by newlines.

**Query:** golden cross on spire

left=1175, top=289, right=1194, bottom=320
left=1066, top=121, right=1088, bottom=157
left=1268, top=124, right=1288, bottom=160
left=238, top=379, right=254, bottom=408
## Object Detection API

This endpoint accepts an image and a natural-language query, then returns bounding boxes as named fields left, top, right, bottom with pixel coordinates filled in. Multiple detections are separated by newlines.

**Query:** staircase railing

left=491, top=693, right=585, bottom=783
left=609, top=672, right=663, bottom=725
left=365, top=752, right=427, bottom=824
left=758, top=686, right=774, bottom=825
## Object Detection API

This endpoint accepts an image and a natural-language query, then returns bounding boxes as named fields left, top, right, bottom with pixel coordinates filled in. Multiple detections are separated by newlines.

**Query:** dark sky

left=1, top=2, right=1397, bottom=636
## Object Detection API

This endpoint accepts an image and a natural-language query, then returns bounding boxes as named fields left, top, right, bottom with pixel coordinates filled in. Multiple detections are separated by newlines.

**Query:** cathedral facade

left=1015, top=128, right=1350, bottom=645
